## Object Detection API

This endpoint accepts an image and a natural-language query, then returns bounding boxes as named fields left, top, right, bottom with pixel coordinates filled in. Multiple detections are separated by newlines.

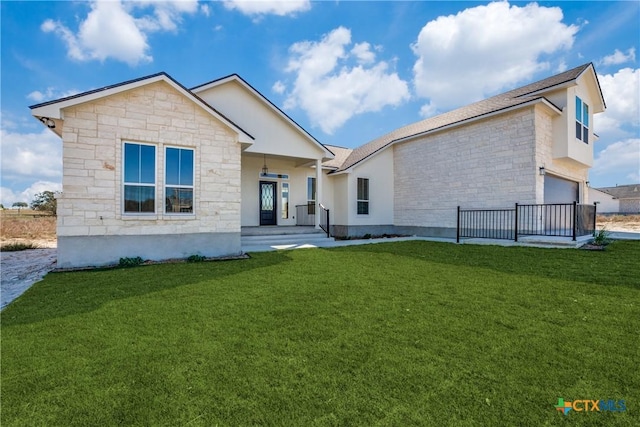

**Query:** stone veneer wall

left=619, top=200, right=640, bottom=214
left=393, top=107, right=539, bottom=234
left=57, top=81, right=241, bottom=267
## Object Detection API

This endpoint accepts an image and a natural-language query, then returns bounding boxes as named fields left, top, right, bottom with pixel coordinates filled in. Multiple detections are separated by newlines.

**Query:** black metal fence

left=295, top=203, right=315, bottom=226
left=457, top=202, right=597, bottom=243
left=457, top=208, right=516, bottom=240
left=576, top=203, right=597, bottom=237
left=517, top=203, right=575, bottom=238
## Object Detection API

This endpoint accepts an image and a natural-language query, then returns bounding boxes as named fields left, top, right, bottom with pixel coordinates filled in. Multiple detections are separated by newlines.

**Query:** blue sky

left=1, top=0, right=638, bottom=206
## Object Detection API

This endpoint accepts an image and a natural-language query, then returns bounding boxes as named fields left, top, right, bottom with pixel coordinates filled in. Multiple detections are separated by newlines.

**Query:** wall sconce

left=40, top=117, right=56, bottom=129
left=586, top=181, right=590, bottom=187
left=261, top=154, right=269, bottom=176
left=539, top=166, right=545, bottom=176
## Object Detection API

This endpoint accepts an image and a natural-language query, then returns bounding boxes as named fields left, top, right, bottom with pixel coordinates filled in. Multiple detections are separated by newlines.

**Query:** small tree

left=12, top=201, right=28, bottom=213
left=0, top=203, right=4, bottom=210
left=31, top=191, right=57, bottom=216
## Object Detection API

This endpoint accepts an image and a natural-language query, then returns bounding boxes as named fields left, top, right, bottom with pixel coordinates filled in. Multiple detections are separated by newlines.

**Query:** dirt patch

left=596, top=214, right=640, bottom=233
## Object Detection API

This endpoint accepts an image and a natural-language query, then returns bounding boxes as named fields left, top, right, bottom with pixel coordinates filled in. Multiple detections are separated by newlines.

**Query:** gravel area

left=1, top=249, right=57, bottom=310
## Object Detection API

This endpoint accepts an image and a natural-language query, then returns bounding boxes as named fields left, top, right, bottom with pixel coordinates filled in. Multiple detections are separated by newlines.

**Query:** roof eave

left=30, top=73, right=255, bottom=143
left=393, top=98, right=562, bottom=146
left=334, top=97, right=561, bottom=172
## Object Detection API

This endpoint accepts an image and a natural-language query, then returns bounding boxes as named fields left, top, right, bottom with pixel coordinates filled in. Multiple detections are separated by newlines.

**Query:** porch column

left=315, top=158, right=322, bottom=229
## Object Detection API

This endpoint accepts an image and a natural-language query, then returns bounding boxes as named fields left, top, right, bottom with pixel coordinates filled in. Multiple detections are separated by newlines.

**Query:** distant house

left=588, top=187, right=620, bottom=213
left=595, top=185, right=640, bottom=213
left=31, top=63, right=605, bottom=268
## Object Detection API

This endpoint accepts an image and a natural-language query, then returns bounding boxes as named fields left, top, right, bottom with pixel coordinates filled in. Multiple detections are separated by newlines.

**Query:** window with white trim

left=165, top=147, right=194, bottom=214
left=123, top=142, right=156, bottom=213
left=307, top=177, right=316, bottom=215
left=575, top=96, right=589, bottom=144
left=357, top=178, right=369, bottom=215
left=281, top=182, right=289, bottom=219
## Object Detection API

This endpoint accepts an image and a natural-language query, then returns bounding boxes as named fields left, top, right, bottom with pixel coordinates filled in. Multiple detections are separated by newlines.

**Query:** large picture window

left=165, top=147, right=194, bottom=214
left=124, top=142, right=156, bottom=213
left=575, top=96, right=589, bottom=144
left=357, top=178, right=369, bottom=215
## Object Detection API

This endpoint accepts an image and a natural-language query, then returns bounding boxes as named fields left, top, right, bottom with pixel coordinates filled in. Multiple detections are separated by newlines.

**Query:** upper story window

left=124, top=142, right=156, bottom=213
left=575, top=96, right=589, bottom=144
left=165, top=147, right=194, bottom=214
left=357, top=178, right=369, bottom=215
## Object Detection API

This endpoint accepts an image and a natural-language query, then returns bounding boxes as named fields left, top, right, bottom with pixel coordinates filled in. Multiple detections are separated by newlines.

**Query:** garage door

left=544, top=175, right=579, bottom=203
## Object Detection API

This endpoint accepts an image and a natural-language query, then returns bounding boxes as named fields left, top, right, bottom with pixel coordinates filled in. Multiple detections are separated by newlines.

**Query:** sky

left=1, top=0, right=639, bottom=207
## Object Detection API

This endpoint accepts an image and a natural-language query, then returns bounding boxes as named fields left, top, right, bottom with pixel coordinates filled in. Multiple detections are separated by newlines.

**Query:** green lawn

left=2, top=241, right=639, bottom=426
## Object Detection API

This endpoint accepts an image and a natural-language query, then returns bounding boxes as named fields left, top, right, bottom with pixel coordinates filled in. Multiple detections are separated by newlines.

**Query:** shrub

left=118, top=256, right=144, bottom=268
left=187, top=254, right=207, bottom=263
left=592, top=228, right=612, bottom=246
left=0, top=242, right=40, bottom=252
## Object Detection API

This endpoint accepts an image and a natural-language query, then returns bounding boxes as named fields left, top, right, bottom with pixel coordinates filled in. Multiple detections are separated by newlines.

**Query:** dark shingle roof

left=596, top=185, right=640, bottom=200
left=334, top=63, right=594, bottom=173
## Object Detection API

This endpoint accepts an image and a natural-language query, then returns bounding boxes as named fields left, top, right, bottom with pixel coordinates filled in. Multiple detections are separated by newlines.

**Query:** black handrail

left=319, top=203, right=330, bottom=237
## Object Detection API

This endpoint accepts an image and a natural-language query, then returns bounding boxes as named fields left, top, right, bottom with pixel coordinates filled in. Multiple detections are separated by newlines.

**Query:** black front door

left=259, top=181, right=277, bottom=226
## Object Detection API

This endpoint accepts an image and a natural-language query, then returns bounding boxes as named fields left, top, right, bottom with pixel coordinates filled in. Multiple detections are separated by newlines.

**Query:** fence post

left=514, top=203, right=519, bottom=242
left=456, top=206, right=460, bottom=243
left=572, top=201, right=577, bottom=241
left=593, top=202, right=597, bottom=235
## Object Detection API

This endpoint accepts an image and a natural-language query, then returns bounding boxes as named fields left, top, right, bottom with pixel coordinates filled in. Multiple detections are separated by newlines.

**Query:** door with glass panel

left=259, top=181, right=277, bottom=225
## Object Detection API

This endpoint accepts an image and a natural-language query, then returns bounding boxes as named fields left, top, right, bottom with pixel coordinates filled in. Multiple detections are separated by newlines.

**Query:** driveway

left=1, top=249, right=57, bottom=310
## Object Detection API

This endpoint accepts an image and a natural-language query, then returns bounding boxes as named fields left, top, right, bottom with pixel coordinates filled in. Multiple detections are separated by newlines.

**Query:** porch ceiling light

left=262, top=154, right=269, bottom=175
left=539, top=166, right=545, bottom=176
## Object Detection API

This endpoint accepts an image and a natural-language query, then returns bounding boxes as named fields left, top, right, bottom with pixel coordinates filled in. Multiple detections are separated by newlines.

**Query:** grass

left=2, top=241, right=639, bottom=426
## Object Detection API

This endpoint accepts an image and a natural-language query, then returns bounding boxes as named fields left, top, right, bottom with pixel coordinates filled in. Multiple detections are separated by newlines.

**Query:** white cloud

left=592, top=139, right=640, bottom=182
left=0, top=182, right=62, bottom=207
left=0, top=127, right=62, bottom=186
left=279, top=27, right=410, bottom=134
left=412, top=1, right=578, bottom=115
left=351, top=42, right=375, bottom=65
left=134, top=0, right=199, bottom=32
left=41, top=0, right=199, bottom=66
left=223, top=0, right=311, bottom=17
left=596, top=68, right=640, bottom=136
left=27, top=87, right=81, bottom=103
left=599, top=48, right=636, bottom=67
left=272, top=80, right=286, bottom=94
left=201, top=3, right=211, bottom=17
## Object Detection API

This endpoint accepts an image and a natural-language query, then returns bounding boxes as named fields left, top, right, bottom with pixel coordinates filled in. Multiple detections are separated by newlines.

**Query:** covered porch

left=240, top=152, right=331, bottom=231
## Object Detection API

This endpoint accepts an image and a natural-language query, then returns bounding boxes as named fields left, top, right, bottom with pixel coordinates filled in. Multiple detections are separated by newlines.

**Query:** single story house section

left=588, top=187, right=620, bottom=213
left=31, top=63, right=605, bottom=268
left=595, top=185, right=640, bottom=213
